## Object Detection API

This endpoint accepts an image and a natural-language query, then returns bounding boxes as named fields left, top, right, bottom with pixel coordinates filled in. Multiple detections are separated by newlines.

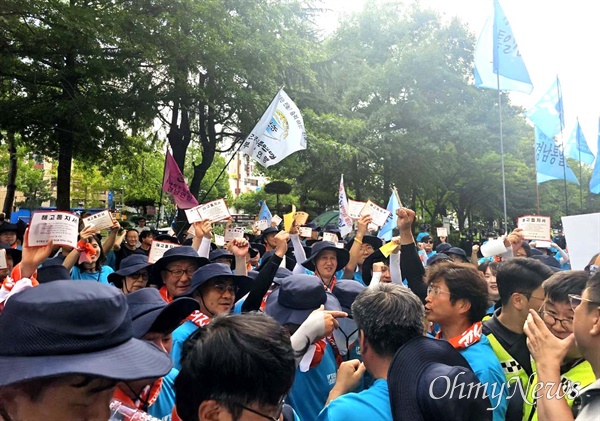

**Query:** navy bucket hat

left=179, top=263, right=253, bottom=298
left=209, top=248, right=236, bottom=270
left=0, top=281, right=172, bottom=387
left=331, top=279, right=366, bottom=316
left=301, top=241, right=350, bottom=272
left=108, top=254, right=153, bottom=288
left=152, top=246, right=209, bottom=284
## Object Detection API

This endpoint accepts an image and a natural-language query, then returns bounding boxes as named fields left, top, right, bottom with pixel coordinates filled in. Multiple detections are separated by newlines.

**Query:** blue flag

left=378, top=191, right=400, bottom=242
left=535, top=128, right=579, bottom=185
left=564, top=120, right=595, bottom=165
left=474, top=1, right=533, bottom=93
left=526, top=78, right=565, bottom=139
left=258, top=201, right=272, bottom=224
left=590, top=119, right=600, bottom=194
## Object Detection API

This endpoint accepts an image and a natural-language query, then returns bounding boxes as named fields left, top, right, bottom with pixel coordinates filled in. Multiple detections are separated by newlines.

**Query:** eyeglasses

left=234, top=396, right=285, bottom=421
left=539, top=308, right=573, bottom=331
left=210, top=283, right=239, bottom=295
left=163, top=267, right=197, bottom=278
left=129, top=272, right=149, bottom=281
left=569, top=294, right=600, bottom=311
left=427, top=285, right=452, bottom=298
left=518, top=292, right=545, bottom=301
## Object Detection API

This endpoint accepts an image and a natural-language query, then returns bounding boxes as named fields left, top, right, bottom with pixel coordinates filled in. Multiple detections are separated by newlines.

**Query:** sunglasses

left=129, top=272, right=149, bottom=281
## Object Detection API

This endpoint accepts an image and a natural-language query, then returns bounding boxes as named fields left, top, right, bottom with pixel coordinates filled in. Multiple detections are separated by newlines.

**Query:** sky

left=316, top=0, right=600, bottom=155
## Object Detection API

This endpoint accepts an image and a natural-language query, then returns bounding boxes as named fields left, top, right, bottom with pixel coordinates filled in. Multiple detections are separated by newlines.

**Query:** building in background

left=227, top=152, right=268, bottom=198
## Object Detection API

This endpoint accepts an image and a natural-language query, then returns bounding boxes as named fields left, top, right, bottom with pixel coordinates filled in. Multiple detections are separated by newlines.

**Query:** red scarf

left=187, top=310, right=211, bottom=328
left=159, top=285, right=173, bottom=303
left=112, top=377, right=163, bottom=416
left=436, top=321, right=483, bottom=350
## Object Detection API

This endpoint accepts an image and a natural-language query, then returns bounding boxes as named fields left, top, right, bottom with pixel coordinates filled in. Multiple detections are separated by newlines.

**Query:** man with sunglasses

left=482, top=258, right=554, bottom=420
left=522, top=271, right=595, bottom=420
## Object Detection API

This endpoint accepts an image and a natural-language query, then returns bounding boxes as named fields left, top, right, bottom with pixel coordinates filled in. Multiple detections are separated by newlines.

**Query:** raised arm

left=101, top=221, right=121, bottom=255
left=397, top=208, right=428, bottom=303
left=343, top=215, right=371, bottom=279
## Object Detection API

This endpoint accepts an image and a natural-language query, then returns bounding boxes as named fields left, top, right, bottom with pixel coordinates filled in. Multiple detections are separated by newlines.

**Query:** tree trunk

left=2, top=131, right=17, bottom=217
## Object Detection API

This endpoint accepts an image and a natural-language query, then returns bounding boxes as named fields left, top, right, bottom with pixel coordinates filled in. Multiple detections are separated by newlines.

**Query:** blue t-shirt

left=459, top=334, right=508, bottom=421
left=287, top=344, right=338, bottom=421
left=316, top=378, right=392, bottom=421
left=171, top=320, right=199, bottom=371
left=148, top=367, right=178, bottom=421
left=71, top=265, right=113, bottom=284
left=353, top=271, right=366, bottom=286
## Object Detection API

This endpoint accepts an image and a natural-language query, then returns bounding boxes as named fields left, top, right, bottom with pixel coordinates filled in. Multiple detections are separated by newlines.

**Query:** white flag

left=338, top=175, right=353, bottom=238
left=241, top=89, right=306, bottom=168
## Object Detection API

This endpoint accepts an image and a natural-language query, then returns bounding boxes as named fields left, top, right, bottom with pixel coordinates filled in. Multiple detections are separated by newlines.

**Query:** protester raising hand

left=19, top=228, right=54, bottom=279
left=230, top=238, right=250, bottom=276
left=325, top=360, right=367, bottom=404
left=274, top=231, right=290, bottom=258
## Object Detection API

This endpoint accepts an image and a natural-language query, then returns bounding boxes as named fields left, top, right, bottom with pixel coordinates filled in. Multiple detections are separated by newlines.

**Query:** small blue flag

left=535, top=128, right=579, bottom=185
left=258, top=201, right=272, bottom=224
left=378, top=191, right=400, bottom=242
left=474, top=1, right=533, bottom=93
left=564, top=120, right=595, bottom=165
left=590, top=119, right=600, bottom=194
left=526, top=78, right=565, bottom=139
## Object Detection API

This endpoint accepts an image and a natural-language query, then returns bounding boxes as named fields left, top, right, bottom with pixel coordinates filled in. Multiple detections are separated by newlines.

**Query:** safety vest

left=523, top=358, right=596, bottom=421
left=486, top=332, right=530, bottom=393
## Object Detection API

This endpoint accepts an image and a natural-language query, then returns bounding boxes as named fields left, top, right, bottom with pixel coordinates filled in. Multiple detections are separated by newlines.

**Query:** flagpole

left=535, top=144, right=541, bottom=215
left=391, top=184, right=403, bottom=208
left=557, top=76, right=569, bottom=215
left=198, top=140, right=245, bottom=205
left=496, top=73, right=509, bottom=234
left=158, top=144, right=169, bottom=225
left=577, top=119, right=583, bottom=211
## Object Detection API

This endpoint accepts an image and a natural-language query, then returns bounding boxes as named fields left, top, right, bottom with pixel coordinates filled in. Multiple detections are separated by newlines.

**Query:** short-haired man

left=524, top=272, right=600, bottom=420
left=0, top=281, right=172, bottom=421
left=175, top=313, right=296, bottom=421
left=522, top=271, right=595, bottom=421
left=482, top=258, right=553, bottom=420
left=316, top=283, right=425, bottom=420
left=135, top=217, right=150, bottom=234
left=137, top=230, right=154, bottom=255
left=425, top=261, right=508, bottom=421
left=114, top=229, right=140, bottom=268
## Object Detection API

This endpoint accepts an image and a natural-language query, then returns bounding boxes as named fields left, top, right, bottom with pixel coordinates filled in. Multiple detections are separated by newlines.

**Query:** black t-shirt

left=114, top=245, right=138, bottom=269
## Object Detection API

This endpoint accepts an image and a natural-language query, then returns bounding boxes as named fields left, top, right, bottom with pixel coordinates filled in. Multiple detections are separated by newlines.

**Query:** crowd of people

left=0, top=208, right=599, bottom=421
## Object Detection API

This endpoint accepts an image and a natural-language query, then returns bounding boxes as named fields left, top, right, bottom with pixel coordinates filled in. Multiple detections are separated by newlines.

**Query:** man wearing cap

left=0, top=281, right=172, bottom=420
left=317, top=283, right=425, bottom=421
left=388, top=336, right=492, bottom=420
left=117, top=288, right=199, bottom=420
left=265, top=274, right=344, bottom=421
left=260, top=226, right=279, bottom=251
left=482, top=258, right=553, bottom=420
left=302, top=241, right=350, bottom=292
left=170, top=263, right=253, bottom=370
left=425, top=261, right=508, bottom=421
left=152, top=246, right=210, bottom=303
left=108, top=254, right=153, bottom=294
left=0, top=223, right=20, bottom=249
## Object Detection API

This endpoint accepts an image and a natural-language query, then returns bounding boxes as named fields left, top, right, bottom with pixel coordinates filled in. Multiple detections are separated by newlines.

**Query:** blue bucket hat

left=36, top=257, right=70, bottom=284
left=427, top=253, right=451, bottom=266
left=108, top=254, right=153, bottom=288
left=345, top=235, right=383, bottom=251
left=209, top=248, right=236, bottom=270
left=446, top=247, right=468, bottom=262
left=331, top=279, right=365, bottom=316
left=260, top=227, right=279, bottom=243
left=0, top=281, right=172, bottom=387
left=179, top=263, right=253, bottom=298
left=264, top=274, right=342, bottom=326
left=301, top=241, right=350, bottom=272
left=152, top=246, right=209, bottom=284
left=435, top=243, right=452, bottom=254
left=126, top=288, right=199, bottom=338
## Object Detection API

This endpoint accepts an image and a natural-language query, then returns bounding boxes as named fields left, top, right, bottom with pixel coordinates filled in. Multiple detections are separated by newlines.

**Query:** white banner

left=338, top=175, right=353, bottom=237
left=241, top=89, right=306, bottom=168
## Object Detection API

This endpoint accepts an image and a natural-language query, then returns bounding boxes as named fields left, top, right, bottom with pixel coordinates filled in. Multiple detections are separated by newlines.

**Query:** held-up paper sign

left=517, top=215, right=551, bottom=241
left=28, top=211, right=80, bottom=248
left=436, top=227, right=448, bottom=238
left=148, top=241, right=181, bottom=264
left=322, top=232, right=339, bottom=243
left=348, top=200, right=366, bottom=220
left=224, top=227, right=245, bottom=242
left=359, top=200, right=391, bottom=228
left=214, top=234, right=225, bottom=247
left=271, top=215, right=282, bottom=226
left=0, top=249, right=6, bottom=270
left=299, top=227, right=312, bottom=238
left=293, top=212, right=309, bottom=226
left=254, top=220, right=269, bottom=231
left=185, top=199, right=231, bottom=224
left=82, top=210, right=116, bottom=231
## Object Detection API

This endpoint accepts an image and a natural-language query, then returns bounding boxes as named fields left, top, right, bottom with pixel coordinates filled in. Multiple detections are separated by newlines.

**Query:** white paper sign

left=82, top=210, right=115, bottom=231
left=198, top=199, right=231, bottom=223
left=481, top=239, right=509, bottom=257
left=562, top=213, right=600, bottom=270
left=254, top=220, right=269, bottom=231
left=271, top=215, right=282, bottom=226
left=436, top=227, right=448, bottom=238
left=28, top=211, right=80, bottom=248
left=184, top=207, right=202, bottom=224
left=148, top=241, right=181, bottom=264
left=335, top=242, right=345, bottom=249
left=0, top=249, right=6, bottom=269
left=348, top=200, right=366, bottom=219
left=359, top=200, right=391, bottom=228
left=214, top=234, right=225, bottom=247
left=224, top=227, right=245, bottom=242
left=533, top=240, right=552, bottom=249
left=517, top=215, right=551, bottom=241
left=299, top=227, right=312, bottom=238
left=322, top=232, right=338, bottom=243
